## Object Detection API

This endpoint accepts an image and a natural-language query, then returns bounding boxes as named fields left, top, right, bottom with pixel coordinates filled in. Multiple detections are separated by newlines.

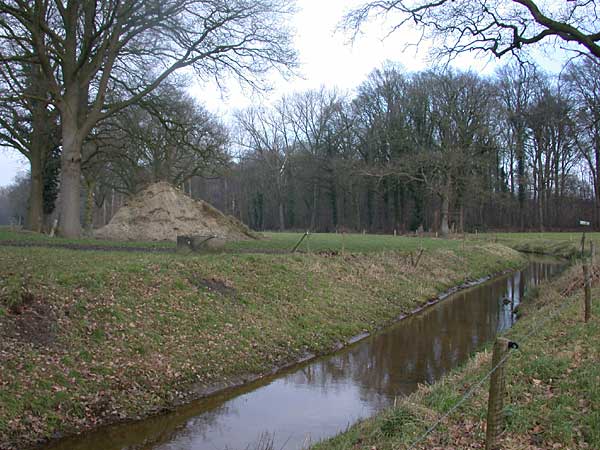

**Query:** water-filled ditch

left=46, top=257, right=566, bottom=450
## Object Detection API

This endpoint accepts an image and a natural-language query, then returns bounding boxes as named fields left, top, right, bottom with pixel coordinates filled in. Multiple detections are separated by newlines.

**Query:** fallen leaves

left=0, top=243, right=529, bottom=450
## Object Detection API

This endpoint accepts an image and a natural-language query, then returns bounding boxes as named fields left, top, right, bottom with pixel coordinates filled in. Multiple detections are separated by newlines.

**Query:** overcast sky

left=0, top=0, right=558, bottom=187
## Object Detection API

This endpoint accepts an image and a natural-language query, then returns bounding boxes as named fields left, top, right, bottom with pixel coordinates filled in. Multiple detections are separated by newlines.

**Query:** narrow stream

left=47, top=258, right=565, bottom=450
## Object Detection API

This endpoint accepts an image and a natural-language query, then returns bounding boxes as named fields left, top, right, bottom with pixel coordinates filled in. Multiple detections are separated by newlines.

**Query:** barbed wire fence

left=399, top=259, right=593, bottom=450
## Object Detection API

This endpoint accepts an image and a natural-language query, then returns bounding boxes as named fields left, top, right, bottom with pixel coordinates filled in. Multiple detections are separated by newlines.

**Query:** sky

left=0, top=0, right=561, bottom=188
left=192, top=0, right=435, bottom=115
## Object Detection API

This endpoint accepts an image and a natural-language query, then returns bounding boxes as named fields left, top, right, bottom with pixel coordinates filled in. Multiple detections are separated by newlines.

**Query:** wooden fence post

left=486, top=337, right=511, bottom=450
left=583, top=262, right=592, bottom=323
left=291, top=231, right=309, bottom=253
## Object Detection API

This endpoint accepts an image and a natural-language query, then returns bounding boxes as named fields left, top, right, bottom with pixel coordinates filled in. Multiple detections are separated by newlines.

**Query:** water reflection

left=46, top=259, right=564, bottom=450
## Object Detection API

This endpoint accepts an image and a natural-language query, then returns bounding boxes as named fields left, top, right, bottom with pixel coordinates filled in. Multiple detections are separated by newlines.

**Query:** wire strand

left=403, top=351, right=511, bottom=450
left=402, top=263, right=586, bottom=450
left=519, top=277, right=579, bottom=343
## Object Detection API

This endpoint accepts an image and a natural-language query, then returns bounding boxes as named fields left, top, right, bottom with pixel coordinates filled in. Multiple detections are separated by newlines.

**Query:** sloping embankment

left=510, top=240, right=582, bottom=259
left=0, top=243, right=523, bottom=449
left=313, top=262, right=599, bottom=450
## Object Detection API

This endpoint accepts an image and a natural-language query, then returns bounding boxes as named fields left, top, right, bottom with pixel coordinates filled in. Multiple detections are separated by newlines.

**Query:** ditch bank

left=313, top=262, right=598, bottom=450
left=1, top=243, right=524, bottom=450
left=511, top=240, right=583, bottom=259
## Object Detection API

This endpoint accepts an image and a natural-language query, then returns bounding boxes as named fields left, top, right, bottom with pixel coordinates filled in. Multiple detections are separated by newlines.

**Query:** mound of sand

left=95, top=182, right=256, bottom=242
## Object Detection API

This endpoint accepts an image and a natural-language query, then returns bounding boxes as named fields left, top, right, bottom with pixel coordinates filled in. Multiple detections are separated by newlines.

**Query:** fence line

left=403, top=352, right=512, bottom=450
left=401, top=262, right=589, bottom=450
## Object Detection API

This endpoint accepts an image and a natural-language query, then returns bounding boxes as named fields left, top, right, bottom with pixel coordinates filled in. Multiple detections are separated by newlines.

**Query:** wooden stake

left=583, top=263, right=592, bottom=323
left=486, top=338, right=510, bottom=450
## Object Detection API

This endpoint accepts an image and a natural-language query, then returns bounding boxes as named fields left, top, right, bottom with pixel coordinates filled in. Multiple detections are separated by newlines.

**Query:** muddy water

left=47, top=258, right=565, bottom=450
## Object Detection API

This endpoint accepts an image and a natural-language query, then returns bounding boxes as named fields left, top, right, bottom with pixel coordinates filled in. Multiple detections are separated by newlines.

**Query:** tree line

left=0, top=0, right=296, bottom=237
left=205, top=60, right=597, bottom=234
left=3, top=59, right=600, bottom=235
left=2, top=0, right=600, bottom=236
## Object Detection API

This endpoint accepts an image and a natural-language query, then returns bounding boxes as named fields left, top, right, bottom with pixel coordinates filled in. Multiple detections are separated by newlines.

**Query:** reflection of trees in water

left=48, top=398, right=233, bottom=450
left=50, top=262, right=565, bottom=450
left=284, top=262, right=562, bottom=405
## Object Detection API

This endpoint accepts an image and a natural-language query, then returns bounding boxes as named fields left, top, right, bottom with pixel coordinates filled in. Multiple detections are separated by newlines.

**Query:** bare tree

left=344, top=1, right=600, bottom=60
left=495, top=63, right=538, bottom=229
left=0, top=0, right=297, bottom=237
left=286, top=88, right=345, bottom=230
left=352, top=65, right=413, bottom=231
left=525, top=75, right=577, bottom=231
left=236, top=102, right=294, bottom=231
left=88, top=82, right=228, bottom=195
left=354, top=69, right=494, bottom=236
left=564, top=58, right=600, bottom=226
left=0, top=59, right=59, bottom=232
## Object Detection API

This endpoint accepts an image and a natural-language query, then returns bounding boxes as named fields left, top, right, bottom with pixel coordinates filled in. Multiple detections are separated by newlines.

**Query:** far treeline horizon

left=1, top=1, right=600, bottom=236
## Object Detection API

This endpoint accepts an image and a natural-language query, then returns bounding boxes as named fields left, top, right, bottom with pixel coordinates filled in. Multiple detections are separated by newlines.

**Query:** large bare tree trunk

left=28, top=151, right=44, bottom=233
left=58, top=103, right=84, bottom=238
left=440, top=193, right=450, bottom=237
left=26, top=64, right=49, bottom=233
left=439, top=178, right=451, bottom=237
left=278, top=201, right=285, bottom=231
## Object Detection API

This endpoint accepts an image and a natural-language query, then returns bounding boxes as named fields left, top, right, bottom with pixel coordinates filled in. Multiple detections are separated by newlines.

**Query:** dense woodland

left=1, top=1, right=600, bottom=235
left=2, top=60, right=600, bottom=234
left=224, top=62, right=600, bottom=234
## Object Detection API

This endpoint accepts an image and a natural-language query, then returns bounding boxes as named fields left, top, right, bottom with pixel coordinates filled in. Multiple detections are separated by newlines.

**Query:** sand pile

left=95, top=182, right=256, bottom=242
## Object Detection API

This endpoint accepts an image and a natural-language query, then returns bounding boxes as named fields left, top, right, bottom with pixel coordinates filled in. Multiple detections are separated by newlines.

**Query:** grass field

left=0, top=228, right=472, bottom=254
left=313, top=262, right=600, bottom=450
left=228, top=232, right=469, bottom=253
left=0, top=230, right=525, bottom=450
left=0, top=227, right=173, bottom=250
left=3, top=227, right=599, bottom=255
left=473, top=231, right=599, bottom=259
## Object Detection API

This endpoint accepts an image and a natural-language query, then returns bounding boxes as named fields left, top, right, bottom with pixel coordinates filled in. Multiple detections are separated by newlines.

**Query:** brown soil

left=191, top=276, right=237, bottom=297
left=1, top=294, right=57, bottom=347
left=95, top=182, right=257, bottom=242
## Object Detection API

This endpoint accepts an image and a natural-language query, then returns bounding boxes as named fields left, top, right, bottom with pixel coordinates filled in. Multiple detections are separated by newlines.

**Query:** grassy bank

left=314, top=263, right=599, bottom=450
left=475, top=231, right=600, bottom=259
left=2, top=227, right=597, bottom=257
left=0, top=228, right=473, bottom=254
left=0, top=240, right=523, bottom=449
